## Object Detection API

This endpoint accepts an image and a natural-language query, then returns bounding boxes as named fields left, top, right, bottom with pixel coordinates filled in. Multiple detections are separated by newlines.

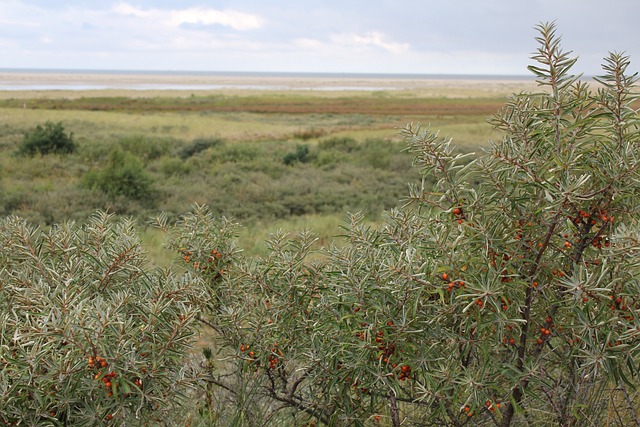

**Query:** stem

left=621, top=384, right=640, bottom=427
left=501, top=215, right=561, bottom=427
left=264, top=368, right=331, bottom=425
left=389, top=391, right=400, bottom=427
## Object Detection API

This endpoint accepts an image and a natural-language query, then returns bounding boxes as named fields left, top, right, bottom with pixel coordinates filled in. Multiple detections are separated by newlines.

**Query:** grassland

left=0, top=78, right=532, bottom=257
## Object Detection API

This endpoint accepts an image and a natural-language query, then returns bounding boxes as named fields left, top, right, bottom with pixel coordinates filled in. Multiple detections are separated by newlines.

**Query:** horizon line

left=0, top=67, right=535, bottom=80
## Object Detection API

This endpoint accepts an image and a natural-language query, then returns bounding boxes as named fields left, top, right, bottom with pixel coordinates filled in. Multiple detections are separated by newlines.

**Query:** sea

left=0, top=69, right=534, bottom=91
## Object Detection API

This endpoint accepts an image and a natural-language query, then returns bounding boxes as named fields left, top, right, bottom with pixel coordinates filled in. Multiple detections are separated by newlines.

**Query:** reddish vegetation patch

left=0, top=96, right=505, bottom=116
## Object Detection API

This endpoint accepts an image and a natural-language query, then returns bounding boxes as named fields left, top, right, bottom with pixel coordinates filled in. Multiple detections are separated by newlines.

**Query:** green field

left=0, top=86, right=519, bottom=257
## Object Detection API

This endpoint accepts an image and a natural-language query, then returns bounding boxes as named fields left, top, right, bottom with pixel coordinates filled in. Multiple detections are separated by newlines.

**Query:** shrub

left=159, top=157, right=193, bottom=177
left=180, top=23, right=640, bottom=426
left=178, top=137, right=225, bottom=160
left=318, top=136, right=359, bottom=152
left=83, top=148, right=154, bottom=201
left=18, top=121, right=76, bottom=156
left=118, top=135, right=172, bottom=161
left=283, top=144, right=311, bottom=165
left=0, top=212, right=216, bottom=425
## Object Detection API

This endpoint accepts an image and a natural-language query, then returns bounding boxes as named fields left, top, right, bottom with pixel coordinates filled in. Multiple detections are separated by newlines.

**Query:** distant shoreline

left=0, top=68, right=535, bottom=81
left=0, top=69, right=538, bottom=93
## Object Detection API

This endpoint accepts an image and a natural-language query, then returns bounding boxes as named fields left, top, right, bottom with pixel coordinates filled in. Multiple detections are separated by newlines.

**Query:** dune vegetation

left=2, top=23, right=639, bottom=427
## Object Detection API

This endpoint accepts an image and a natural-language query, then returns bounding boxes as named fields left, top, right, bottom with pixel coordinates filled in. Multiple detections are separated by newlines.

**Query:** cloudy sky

left=1, top=0, right=639, bottom=76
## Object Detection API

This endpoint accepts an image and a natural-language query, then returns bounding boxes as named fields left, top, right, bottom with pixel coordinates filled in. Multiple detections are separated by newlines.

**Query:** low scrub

left=18, top=120, right=76, bottom=156
left=82, top=147, right=154, bottom=202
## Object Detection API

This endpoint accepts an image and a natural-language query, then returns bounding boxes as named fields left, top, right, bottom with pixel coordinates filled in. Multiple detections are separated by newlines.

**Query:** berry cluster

left=180, top=248, right=224, bottom=273
left=88, top=356, right=115, bottom=397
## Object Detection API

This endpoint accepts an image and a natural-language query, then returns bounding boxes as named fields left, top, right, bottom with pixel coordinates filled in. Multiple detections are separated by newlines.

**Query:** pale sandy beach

left=0, top=71, right=540, bottom=99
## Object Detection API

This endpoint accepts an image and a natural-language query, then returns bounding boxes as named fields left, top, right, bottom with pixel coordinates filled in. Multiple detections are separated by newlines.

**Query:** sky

left=1, top=0, right=639, bottom=76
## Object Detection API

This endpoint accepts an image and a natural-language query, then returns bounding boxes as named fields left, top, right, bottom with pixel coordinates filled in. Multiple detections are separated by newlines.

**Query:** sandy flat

left=0, top=71, right=541, bottom=99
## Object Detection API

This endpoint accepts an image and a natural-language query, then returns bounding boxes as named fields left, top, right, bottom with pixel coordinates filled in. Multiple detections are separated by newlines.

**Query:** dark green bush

left=178, top=137, right=225, bottom=160
left=283, top=144, right=310, bottom=165
left=18, top=121, right=76, bottom=156
left=83, top=148, right=154, bottom=201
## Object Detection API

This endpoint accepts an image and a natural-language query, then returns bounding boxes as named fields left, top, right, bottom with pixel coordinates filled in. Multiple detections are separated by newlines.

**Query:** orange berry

left=453, top=207, right=462, bottom=216
left=442, top=273, right=449, bottom=281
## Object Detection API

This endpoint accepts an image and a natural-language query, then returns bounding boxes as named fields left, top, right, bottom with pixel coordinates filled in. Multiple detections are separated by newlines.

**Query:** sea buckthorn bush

left=0, top=212, right=215, bottom=426
left=185, top=23, right=640, bottom=426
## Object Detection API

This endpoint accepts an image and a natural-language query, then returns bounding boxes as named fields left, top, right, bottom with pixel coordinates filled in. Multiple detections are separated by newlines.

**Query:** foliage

left=83, top=148, right=154, bottom=202
left=177, top=137, right=225, bottom=160
left=118, top=135, right=173, bottom=162
left=177, top=23, right=640, bottom=426
left=17, top=120, right=76, bottom=156
left=283, top=144, right=311, bottom=165
left=318, top=136, right=359, bottom=153
left=0, top=212, right=212, bottom=425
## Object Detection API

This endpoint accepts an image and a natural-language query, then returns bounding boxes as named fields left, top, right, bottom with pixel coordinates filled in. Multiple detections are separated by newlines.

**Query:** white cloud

left=113, top=2, right=263, bottom=31
left=172, top=9, right=263, bottom=30
left=1, top=1, right=638, bottom=74
left=331, top=32, right=410, bottom=54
